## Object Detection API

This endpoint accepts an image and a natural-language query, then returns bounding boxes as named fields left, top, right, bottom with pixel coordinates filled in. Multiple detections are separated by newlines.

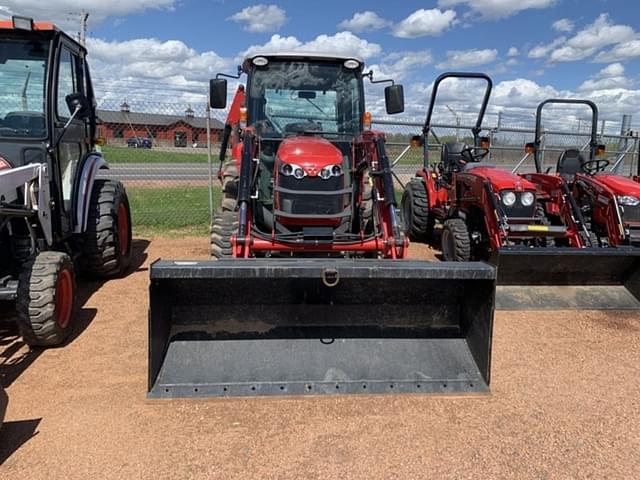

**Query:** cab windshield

left=247, top=60, right=362, bottom=139
left=0, top=38, right=49, bottom=138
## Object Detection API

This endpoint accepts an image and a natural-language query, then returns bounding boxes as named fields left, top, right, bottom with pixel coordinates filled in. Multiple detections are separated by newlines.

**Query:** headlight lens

left=521, top=191, right=535, bottom=206
left=617, top=195, right=640, bottom=206
left=320, top=164, right=344, bottom=180
left=501, top=191, right=516, bottom=207
left=293, top=167, right=306, bottom=179
left=281, top=163, right=293, bottom=176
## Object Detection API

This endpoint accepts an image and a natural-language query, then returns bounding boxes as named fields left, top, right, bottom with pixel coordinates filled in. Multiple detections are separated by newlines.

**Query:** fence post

left=616, top=114, right=632, bottom=175
left=206, top=104, right=214, bottom=225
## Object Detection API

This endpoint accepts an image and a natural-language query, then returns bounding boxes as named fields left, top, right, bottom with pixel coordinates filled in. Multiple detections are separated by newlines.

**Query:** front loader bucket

left=148, top=259, right=496, bottom=398
left=495, top=248, right=640, bottom=310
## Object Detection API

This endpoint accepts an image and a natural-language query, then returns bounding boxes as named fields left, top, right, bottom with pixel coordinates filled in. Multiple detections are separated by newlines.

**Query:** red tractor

left=402, top=72, right=640, bottom=309
left=523, top=99, right=640, bottom=247
left=147, top=55, right=497, bottom=399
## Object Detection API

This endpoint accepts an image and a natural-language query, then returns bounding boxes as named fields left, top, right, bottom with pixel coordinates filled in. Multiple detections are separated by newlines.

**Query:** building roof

left=96, top=109, right=225, bottom=130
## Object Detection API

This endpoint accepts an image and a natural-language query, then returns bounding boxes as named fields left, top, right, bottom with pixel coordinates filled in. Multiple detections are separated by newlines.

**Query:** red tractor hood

left=593, top=173, right=640, bottom=196
left=465, top=166, right=537, bottom=191
left=277, top=136, right=343, bottom=176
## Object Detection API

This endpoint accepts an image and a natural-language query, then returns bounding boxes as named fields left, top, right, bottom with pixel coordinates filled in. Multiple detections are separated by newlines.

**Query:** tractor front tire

left=17, top=252, right=76, bottom=347
left=81, top=180, right=132, bottom=278
left=221, top=159, right=238, bottom=212
left=442, top=218, right=471, bottom=261
left=401, top=179, right=432, bottom=242
left=211, top=211, right=238, bottom=258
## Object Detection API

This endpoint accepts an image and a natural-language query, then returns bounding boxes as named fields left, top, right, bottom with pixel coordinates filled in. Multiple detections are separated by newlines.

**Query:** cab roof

left=0, top=20, right=58, bottom=31
left=242, top=52, right=365, bottom=71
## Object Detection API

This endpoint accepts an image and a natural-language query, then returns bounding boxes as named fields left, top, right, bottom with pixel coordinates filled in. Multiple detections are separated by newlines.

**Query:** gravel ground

left=1, top=237, right=639, bottom=479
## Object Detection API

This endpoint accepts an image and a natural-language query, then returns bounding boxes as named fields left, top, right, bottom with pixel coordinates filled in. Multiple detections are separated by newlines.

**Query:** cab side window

left=56, top=48, right=76, bottom=119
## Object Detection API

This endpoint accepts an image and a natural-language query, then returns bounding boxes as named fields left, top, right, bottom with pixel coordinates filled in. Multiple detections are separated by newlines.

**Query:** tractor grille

left=621, top=205, right=640, bottom=223
left=503, top=203, right=536, bottom=219
left=276, top=175, right=348, bottom=218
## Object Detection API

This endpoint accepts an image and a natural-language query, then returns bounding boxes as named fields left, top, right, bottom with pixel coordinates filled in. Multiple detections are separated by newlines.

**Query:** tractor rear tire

left=81, top=180, right=132, bottom=278
left=221, top=159, right=238, bottom=212
left=211, top=211, right=238, bottom=258
left=401, top=179, right=432, bottom=242
left=442, top=218, right=471, bottom=261
left=17, top=251, right=76, bottom=347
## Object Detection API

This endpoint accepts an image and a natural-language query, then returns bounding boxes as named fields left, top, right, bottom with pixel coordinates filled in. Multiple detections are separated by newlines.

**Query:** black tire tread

left=16, top=251, right=75, bottom=347
left=402, top=179, right=432, bottom=242
left=221, top=159, right=238, bottom=212
left=81, top=179, right=132, bottom=278
left=442, top=218, right=471, bottom=261
left=210, top=211, right=238, bottom=258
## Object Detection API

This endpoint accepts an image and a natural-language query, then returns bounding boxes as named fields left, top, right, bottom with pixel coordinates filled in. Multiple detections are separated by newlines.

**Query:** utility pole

left=79, top=11, right=89, bottom=46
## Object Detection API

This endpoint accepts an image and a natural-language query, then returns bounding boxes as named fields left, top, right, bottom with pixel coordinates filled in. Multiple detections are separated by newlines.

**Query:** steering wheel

left=460, top=146, right=489, bottom=164
left=582, top=158, right=609, bottom=175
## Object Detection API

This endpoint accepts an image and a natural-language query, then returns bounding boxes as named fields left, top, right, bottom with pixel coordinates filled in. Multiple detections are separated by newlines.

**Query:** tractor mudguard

left=148, top=259, right=496, bottom=398
left=72, top=153, right=107, bottom=234
left=494, top=247, right=640, bottom=310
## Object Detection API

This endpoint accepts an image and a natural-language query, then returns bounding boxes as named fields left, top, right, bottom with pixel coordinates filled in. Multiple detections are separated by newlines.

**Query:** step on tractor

left=148, top=53, right=496, bottom=398
left=401, top=72, right=640, bottom=309
left=0, top=17, right=132, bottom=346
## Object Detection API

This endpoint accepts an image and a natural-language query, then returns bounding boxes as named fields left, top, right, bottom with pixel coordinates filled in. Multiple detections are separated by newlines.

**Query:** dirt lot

left=1, top=238, right=639, bottom=479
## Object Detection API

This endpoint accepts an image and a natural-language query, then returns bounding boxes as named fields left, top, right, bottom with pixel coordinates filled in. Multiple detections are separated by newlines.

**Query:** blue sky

left=3, top=1, right=640, bottom=124
left=87, top=0, right=640, bottom=92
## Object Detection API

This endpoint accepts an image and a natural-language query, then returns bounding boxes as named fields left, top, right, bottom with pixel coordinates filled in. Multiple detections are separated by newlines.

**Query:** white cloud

left=548, top=14, right=635, bottom=62
left=507, top=47, right=519, bottom=57
left=437, top=0, right=556, bottom=19
left=436, top=48, right=498, bottom=69
left=578, top=63, right=630, bottom=92
left=392, top=8, right=457, bottom=38
left=368, top=51, right=433, bottom=81
left=242, top=32, right=382, bottom=60
left=598, top=63, right=625, bottom=78
left=0, top=0, right=175, bottom=28
left=229, top=4, right=286, bottom=33
left=86, top=37, right=231, bottom=100
left=527, top=37, right=566, bottom=59
left=338, top=11, right=390, bottom=32
left=506, top=58, right=518, bottom=66
left=552, top=18, right=574, bottom=33
left=594, top=39, right=640, bottom=63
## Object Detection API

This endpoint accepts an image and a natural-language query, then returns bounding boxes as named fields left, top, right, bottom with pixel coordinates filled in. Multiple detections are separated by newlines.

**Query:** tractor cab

left=210, top=53, right=406, bottom=256
left=0, top=17, right=98, bottom=238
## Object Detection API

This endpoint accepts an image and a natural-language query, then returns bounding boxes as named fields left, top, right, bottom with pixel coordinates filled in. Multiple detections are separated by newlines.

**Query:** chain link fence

left=93, top=99, right=639, bottom=234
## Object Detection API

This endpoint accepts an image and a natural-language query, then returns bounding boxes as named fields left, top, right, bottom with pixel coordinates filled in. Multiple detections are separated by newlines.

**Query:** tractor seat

left=556, top=149, right=585, bottom=181
left=441, top=142, right=468, bottom=172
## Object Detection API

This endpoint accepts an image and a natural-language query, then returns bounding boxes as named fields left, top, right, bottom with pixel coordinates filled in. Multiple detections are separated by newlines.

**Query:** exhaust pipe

left=148, top=259, right=496, bottom=398
left=495, top=247, right=640, bottom=310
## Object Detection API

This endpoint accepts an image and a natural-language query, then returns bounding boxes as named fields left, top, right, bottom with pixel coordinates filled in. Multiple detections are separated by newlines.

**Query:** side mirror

left=210, top=79, right=228, bottom=109
left=524, top=142, right=536, bottom=154
left=384, top=84, right=404, bottom=115
left=65, top=93, right=90, bottom=119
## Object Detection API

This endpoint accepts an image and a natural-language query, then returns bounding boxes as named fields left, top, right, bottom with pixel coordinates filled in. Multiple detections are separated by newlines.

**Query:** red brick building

left=97, top=103, right=225, bottom=147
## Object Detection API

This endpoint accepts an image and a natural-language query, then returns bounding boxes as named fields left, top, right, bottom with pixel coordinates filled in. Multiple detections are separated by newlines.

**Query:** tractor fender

left=72, top=153, right=107, bottom=234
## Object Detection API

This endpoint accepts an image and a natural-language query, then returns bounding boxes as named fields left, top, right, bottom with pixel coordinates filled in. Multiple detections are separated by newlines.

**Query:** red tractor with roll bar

left=523, top=98, right=640, bottom=248
left=402, top=72, right=640, bottom=309
left=147, top=54, right=497, bottom=399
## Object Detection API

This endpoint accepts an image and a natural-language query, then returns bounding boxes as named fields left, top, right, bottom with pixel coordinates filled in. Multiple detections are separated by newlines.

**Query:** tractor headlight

left=617, top=195, right=640, bottom=206
left=320, top=164, right=343, bottom=180
left=281, top=163, right=306, bottom=179
left=501, top=191, right=517, bottom=207
left=521, top=191, right=535, bottom=206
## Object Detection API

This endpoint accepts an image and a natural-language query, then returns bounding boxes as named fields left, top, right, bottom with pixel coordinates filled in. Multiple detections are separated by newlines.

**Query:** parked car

left=126, top=137, right=152, bottom=148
